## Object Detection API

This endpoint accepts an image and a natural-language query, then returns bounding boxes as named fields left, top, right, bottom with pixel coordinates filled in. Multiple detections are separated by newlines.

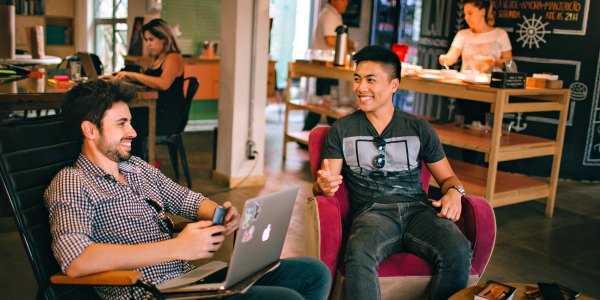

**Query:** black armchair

left=0, top=116, right=161, bottom=299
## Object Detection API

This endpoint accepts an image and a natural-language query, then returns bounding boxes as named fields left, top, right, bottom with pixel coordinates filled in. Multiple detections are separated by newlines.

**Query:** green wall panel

left=163, top=0, right=221, bottom=55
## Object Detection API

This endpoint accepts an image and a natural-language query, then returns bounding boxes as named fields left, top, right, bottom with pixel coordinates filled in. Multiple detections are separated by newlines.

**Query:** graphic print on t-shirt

left=343, top=135, right=421, bottom=173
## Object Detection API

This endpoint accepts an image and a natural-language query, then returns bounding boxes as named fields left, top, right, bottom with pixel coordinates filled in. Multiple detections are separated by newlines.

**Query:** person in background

left=302, top=0, right=356, bottom=135
left=46, top=80, right=331, bottom=299
left=101, top=18, right=185, bottom=158
left=439, top=0, right=513, bottom=124
left=438, top=0, right=512, bottom=73
left=314, top=46, right=472, bottom=300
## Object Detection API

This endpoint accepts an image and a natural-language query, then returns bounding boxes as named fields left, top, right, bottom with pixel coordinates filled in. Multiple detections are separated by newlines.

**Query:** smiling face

left=464, top=3, right=487, bottom=31
left=96, top=101, right=137, bottom=162
left=143, top=31, right=165, bottom=57
left=353, top=61, right=399, bottom=115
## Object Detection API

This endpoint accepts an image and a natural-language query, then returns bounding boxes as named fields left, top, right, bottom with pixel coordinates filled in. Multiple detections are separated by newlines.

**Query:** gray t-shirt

left=323, top=109, right=445, bottom=214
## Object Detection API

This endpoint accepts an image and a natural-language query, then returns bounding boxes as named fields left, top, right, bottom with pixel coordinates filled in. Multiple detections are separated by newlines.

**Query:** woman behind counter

left=439, top=0, right=512, bottom=73
left=103, top=18, right=185, bottom=158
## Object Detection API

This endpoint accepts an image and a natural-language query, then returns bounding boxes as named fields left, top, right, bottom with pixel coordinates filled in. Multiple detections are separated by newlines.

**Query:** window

left=94, top=0, right=128, bottom=73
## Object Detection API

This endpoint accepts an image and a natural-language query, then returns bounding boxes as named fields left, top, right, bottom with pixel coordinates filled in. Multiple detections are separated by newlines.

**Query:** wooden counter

left=125, top=56, right=277, bottom=99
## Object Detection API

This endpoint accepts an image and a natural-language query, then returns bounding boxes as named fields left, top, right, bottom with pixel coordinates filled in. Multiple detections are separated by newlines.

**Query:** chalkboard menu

left=495, top=0, right=588, bottom=35
left=413, top=0, right=600, bottom=180
left=490, top=0, right=600, bottom=180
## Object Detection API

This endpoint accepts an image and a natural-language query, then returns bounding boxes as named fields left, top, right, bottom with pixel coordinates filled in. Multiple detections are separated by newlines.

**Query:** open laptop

left=157, top=186, right=299, bottom=293
left=79, top=52, right=99, bottom=80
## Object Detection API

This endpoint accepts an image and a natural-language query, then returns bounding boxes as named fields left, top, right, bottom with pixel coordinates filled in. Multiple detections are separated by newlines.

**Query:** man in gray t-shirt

left=313, top=46, right=472, bottom=300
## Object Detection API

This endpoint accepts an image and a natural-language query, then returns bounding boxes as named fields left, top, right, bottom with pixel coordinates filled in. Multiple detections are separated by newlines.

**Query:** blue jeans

left=344, top=201, right=472, bottom=300
left=228, top=257, right=331, bottom=300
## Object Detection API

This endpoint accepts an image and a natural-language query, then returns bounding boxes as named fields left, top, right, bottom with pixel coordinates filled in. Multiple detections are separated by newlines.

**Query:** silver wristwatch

left=449, top=185, right=466, bottom=197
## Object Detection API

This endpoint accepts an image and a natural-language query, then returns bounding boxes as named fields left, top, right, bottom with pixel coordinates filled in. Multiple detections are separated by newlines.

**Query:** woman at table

left=102, top=18, right=184, bottom=158
left=439, top=0, right=512, bottom=73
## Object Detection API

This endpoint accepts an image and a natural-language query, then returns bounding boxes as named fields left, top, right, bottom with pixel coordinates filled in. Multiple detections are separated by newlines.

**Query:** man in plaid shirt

left=45, top=80, right=330, bottom=299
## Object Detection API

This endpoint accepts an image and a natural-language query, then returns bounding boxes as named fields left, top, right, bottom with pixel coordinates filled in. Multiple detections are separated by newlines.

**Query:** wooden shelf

left=286, top=131, right=310, bottom=145
left=431, top=123, right=556, bottom=161
left=289, top=99, right=356, bottom=119
left=430, top=159, right=549, bottom=207
left=14, top=0, right=75, bottom=59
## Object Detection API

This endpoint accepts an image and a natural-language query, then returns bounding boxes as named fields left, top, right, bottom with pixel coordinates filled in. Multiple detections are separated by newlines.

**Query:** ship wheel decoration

left=516, top=14, right=551, bottom=49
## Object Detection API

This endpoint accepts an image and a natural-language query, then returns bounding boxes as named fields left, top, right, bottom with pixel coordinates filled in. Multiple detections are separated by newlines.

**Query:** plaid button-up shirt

left=44, top=154, right=206, bottom=299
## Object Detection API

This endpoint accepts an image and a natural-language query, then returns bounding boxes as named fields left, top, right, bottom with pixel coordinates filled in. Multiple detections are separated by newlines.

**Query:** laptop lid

left=156, top=186, right=299, bottom=292
left=79, top=53, right=98, bottom=80
left=223, top=185, right=298, bottom=287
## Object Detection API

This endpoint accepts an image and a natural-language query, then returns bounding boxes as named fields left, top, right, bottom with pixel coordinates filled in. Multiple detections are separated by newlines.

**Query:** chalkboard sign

left=413, top=0, right=600, bottom=179
left=495, top=0, right=589, bottom=37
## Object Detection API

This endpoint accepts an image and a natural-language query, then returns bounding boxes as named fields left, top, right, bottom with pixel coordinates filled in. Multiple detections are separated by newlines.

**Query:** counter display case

left=283, top=61, right=570, bottom=216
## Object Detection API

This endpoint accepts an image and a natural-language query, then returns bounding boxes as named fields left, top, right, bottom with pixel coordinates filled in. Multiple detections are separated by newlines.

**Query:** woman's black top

left=144, top=60, right=185, bottom=136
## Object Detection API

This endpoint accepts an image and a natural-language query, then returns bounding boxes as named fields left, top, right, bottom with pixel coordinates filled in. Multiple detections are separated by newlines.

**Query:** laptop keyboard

left=194, top=267, right=229, bottom=284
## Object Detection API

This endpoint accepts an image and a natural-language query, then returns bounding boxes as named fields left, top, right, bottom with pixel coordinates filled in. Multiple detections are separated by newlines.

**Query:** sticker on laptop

left=241, top=200, right=261, bottom=229
left=241, top=225, right=255, bottom=243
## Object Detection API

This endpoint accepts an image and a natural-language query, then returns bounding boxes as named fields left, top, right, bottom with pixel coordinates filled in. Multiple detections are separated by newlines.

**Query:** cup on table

left=70, top=61, right=81, bottom=81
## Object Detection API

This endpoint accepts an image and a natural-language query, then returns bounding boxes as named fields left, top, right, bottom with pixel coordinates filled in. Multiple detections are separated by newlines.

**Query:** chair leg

left=166, top=142, right=180, bottom=182
left=174, top=134, right=192, bottom=188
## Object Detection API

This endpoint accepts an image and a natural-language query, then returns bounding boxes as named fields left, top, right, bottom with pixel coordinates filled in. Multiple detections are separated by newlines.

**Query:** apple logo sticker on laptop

left=262, top=224, right=271, bottom=242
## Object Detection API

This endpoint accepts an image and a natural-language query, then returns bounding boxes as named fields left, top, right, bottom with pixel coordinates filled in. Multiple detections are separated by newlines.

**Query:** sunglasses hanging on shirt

left=145, top=198, right=174, bottom=235
left=373, top=136, right=386, bottom=169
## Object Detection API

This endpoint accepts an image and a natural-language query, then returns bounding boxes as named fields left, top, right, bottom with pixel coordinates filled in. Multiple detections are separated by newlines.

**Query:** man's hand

left=222, top=201, right=240, bottom=235
left=174, top=221, right=225, bottom=260
left=430, top=188, right=462, bottom=222
left=315, top=159, right=343, bottom=196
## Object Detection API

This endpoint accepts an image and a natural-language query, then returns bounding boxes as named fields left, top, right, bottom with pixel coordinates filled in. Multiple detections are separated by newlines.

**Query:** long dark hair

left=141, top=18, right=181, bottom=54
left=465, top=0, right=495, bottom=26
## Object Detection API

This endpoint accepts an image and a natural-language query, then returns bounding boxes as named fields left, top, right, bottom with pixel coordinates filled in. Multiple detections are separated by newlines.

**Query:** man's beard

left=100, top=139, right=133, bottom=162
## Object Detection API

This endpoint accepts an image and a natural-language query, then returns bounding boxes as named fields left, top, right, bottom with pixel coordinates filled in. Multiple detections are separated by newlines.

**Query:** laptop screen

left=79, top=53, right=98, bottom=80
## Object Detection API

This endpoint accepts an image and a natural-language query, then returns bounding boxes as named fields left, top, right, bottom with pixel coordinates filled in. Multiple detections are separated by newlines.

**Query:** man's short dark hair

left=61, top=80, right=137, bottom=140
left=352, top=45, right=401, bottom=80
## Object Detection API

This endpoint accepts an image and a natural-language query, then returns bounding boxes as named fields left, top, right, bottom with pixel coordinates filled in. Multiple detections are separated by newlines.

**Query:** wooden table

left=449, top=282, right=593, bottom=300
left=284, top=61, right=570, bottom=216
left=0, top=77, right=158, bottom=164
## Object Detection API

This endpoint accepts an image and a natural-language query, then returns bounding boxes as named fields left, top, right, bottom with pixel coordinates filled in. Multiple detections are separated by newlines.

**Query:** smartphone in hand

left=212, top=206, right=227, bottom=226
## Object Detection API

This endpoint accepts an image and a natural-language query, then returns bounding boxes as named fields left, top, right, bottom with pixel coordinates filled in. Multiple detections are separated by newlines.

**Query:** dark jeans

left=228, top=257, right=331, bottom=300
left=344, top=202, right=472, bottom=300
left=302, top=78, right=338, bottom=131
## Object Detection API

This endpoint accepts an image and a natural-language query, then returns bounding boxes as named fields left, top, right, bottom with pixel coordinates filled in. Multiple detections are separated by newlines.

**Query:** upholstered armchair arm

left=50, top=271, right=164, bottom=299
left=459, top=195, right=496, bottom=275
left=307, top=195, right=344, bottom=280
left=50, top=271, right=143, bottom=285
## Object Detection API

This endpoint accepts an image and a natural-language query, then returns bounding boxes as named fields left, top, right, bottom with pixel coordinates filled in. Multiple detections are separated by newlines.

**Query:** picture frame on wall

left=342, top=0, right=362, bottom=27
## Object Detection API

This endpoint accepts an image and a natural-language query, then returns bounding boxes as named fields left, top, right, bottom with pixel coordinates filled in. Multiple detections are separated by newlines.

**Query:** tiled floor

left=1, top=105, right=599, bottom=299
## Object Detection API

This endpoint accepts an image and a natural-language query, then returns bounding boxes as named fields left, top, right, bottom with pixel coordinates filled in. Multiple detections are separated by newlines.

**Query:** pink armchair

left=306, top=126, right=496, bottom=300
